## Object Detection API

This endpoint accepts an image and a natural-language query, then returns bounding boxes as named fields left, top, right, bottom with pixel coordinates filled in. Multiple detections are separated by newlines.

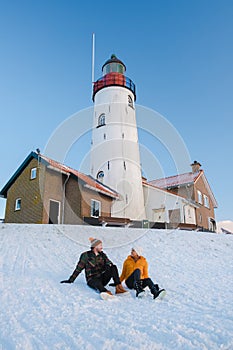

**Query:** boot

left=134, top=280, right=145, bottom=297
left=106, top=290, right=113, bottom=296
left=115, top=284, right=128, bottom=294
left=151, top=285, right=166, bottom=299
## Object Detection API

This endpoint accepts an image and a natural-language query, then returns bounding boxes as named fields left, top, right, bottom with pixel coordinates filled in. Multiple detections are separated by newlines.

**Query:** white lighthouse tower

left=90, top=54, right=146, bottom=220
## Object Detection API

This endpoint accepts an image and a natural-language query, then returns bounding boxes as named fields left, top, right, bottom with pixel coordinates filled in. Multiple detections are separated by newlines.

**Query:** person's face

left=95, top=243, right=103, bottom=253
left=131, top=248, right=138, bottom=258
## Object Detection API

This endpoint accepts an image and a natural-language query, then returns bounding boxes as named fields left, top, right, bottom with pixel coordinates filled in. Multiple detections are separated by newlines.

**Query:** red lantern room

left=92, top=54, right=136, bottom=101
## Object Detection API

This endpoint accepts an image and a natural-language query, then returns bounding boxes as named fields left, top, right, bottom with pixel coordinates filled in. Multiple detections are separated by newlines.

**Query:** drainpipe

left=183, top=203, right=187, bottom=223
left=62, top=174, right=70, bottom=224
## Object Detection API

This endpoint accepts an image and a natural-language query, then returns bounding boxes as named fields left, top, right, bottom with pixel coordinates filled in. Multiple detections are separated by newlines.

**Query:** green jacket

left=69, top=250, right=113, bottom=283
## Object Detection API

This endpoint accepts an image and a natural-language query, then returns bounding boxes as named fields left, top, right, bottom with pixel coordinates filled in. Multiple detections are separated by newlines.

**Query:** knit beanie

left=89, top=237, right=102, bottom=248
left=132, top=246, right=143, bottom=257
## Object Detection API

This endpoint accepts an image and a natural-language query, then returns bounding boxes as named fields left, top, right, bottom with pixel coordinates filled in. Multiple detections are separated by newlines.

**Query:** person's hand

left=60, top=279, right=73, bottom=284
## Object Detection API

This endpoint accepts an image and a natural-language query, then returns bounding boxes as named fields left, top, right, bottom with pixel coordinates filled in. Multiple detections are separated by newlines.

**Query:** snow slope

left=0, top=224, right=233, bottom=350
left=217, top=220, right=233, bottom=234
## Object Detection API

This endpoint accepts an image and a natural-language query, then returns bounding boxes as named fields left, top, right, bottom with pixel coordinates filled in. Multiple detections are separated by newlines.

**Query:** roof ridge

left=149, top=171, right=195, bottom=183
left=40, top=153, right=119, bottom=198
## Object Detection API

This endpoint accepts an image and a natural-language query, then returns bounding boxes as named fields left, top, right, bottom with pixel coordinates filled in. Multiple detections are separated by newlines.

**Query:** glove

left=60, top=279, right=73, bottom=284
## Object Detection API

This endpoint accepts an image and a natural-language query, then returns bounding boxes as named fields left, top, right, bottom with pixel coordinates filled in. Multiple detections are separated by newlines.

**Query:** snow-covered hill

left=217, top=220, right=233, bottom=234
left=0, top=224, right=232, bottom=350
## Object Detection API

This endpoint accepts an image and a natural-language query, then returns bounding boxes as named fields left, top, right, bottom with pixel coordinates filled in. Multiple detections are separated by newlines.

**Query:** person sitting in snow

left=60, top=237, right=128, bottom=298
left=119, top=247, right=165, bottom=299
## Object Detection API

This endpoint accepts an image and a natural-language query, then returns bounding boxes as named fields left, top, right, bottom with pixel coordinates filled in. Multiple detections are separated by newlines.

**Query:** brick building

left=149, top=161, right=218, bottom=231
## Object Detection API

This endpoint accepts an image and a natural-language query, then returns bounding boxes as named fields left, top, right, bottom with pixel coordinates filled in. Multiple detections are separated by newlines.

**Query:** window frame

left=97, top=171, right=104, bottom=182
left=91, top=199, right=101, bottom=218
left=97, top=113, right=106, bottom=128
left=15, top=198, right=21, bottom=211
left=128, top=95, right=134, bottom=109
left=197, top=190, right=202, bottom=204
left=203, top=194, right=210, bottom=208
left=30, top=167, right=37, bottom=180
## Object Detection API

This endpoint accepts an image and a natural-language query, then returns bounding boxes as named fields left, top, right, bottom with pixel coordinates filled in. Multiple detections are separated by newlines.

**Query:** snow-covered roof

left=0, top=152, right=119, bottom=199
left=142, top=178, right=199, bottom=208
left=40, top=154, right=119, bottom=198
left=149, top=171, right=201, bottom=189
left=149, top=170, right=218, bottom=208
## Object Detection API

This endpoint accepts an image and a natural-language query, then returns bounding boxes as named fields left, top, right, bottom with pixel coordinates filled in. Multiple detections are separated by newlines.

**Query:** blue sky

left=0, top=0, right=232, bottom=222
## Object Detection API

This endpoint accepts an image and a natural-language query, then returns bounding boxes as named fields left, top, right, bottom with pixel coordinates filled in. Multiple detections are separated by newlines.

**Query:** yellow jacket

left=120, top=255, right=149, bottom=282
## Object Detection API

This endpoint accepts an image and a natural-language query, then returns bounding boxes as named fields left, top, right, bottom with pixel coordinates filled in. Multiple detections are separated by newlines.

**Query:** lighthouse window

left=97, top=171, right=104, bottom=182
left=128, top=95, right=134, bottom=109
left=97, top=114, right=106, bottom=128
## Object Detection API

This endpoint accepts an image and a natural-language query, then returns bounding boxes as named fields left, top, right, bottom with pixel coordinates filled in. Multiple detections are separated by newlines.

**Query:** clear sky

left=0, top=0, right=232, bottom=222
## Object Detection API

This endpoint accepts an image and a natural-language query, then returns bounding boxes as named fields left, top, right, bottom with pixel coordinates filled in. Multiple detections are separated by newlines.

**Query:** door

left=49, top=200, right=60, bottom=224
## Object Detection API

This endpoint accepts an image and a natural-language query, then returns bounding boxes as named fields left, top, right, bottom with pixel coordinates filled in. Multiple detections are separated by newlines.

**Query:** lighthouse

left=90, top=54, right=146, bottom=220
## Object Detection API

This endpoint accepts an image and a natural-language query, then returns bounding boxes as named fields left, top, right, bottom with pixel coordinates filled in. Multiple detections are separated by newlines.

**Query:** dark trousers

left=125, top=268, right=156, bottom=291
left=87, top=264, right=121, bottom=293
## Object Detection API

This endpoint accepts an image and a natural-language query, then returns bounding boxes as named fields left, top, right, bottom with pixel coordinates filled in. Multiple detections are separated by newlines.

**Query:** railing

left=93, top=73, right=136, bottom=100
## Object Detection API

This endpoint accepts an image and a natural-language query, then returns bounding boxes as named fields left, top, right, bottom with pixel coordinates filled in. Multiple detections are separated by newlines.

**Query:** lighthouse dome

left=102, top=54, right=126, bottom=75
left=92, top=54, right=136, bottom=101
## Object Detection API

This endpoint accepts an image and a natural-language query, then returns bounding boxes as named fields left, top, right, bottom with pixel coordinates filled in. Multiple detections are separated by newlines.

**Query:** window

left=30, top=167, right=37, bottom=180
left=97, top=114, right=106, bottom=127
left=128, top=95, right=134, bottom=108
left=15, top=198, right=21, bottom=211
left=91, top=200, right=101, bottom=218
left=199, top=213, right=202, bottom=223
left=197, top=190, right=202, bottom=204
left=203, top=194, right=210, bottom=208
left=97, top=171, right=104, bottom=183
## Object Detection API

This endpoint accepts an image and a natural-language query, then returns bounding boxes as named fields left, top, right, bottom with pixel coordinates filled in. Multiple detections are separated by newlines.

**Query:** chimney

left=191, top=160, right=201, bottom=173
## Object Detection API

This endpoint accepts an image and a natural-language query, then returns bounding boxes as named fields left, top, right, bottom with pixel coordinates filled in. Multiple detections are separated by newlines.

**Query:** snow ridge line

left=52, top=225, right=151, bottom=249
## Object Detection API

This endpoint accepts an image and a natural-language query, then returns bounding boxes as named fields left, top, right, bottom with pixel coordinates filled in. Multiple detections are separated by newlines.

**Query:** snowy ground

left=0, top=224, right=233, bottom=350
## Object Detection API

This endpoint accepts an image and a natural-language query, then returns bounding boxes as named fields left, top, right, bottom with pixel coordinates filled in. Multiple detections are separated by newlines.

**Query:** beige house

left=0, top=151, right=118, bottom=224
left=149, top=161, right=218, bottom=231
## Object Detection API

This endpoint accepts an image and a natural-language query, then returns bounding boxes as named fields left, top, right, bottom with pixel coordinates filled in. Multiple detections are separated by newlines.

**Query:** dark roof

left=102, top=54, right=126, bottom=71
left=0, top=152, right=119, bottom=199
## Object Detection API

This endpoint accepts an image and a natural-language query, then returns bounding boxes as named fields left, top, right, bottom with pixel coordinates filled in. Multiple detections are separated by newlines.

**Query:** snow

left=0, top=224, right=233, bottom=350
left=217, top=220, right=233, bottom=234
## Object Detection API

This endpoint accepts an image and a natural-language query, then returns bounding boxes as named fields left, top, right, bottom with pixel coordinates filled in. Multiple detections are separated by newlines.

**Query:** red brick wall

left=194, top=176, right=215, bottom=230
